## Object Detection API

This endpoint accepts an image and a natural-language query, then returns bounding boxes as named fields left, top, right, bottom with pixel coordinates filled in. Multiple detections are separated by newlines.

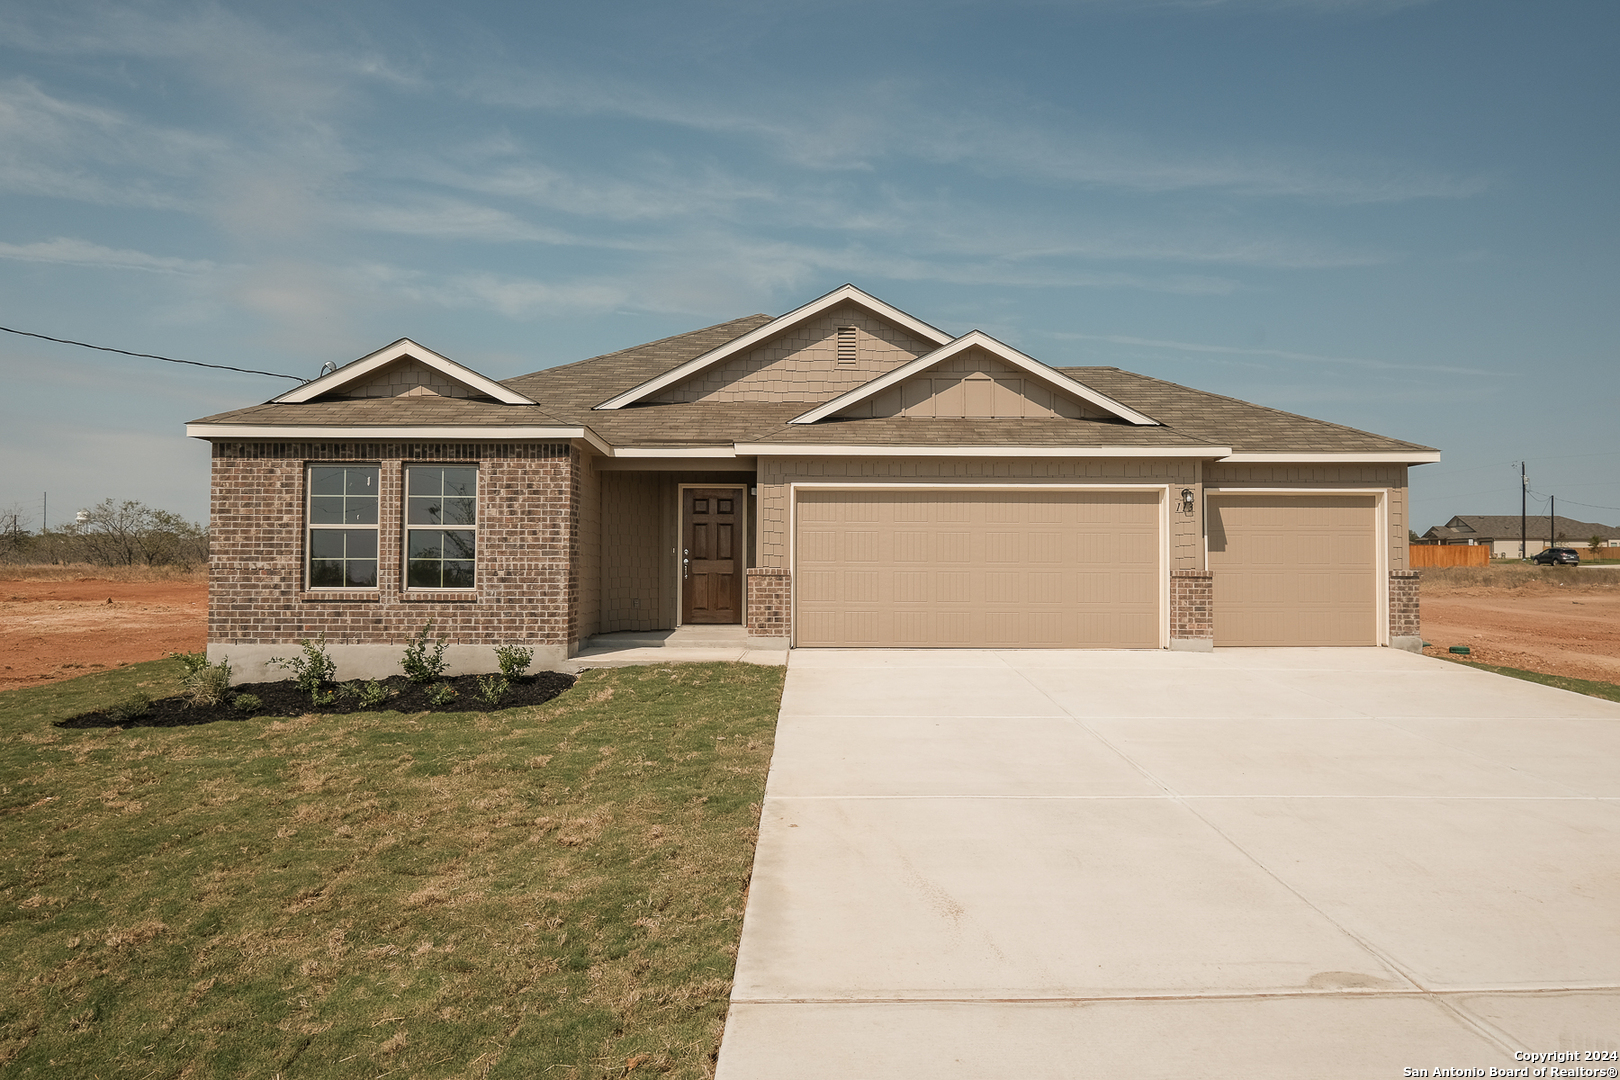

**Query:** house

left=186, top=285, right=1440, bottom=681
left=1422, top=514, right=1620, bottom=558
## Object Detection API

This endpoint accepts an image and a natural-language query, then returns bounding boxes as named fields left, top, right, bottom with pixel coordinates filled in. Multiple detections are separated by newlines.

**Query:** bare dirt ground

left=2, top=565, right=1617, bottom=691
left=1421, top=568, right=1620, bottom=684
left=1, top=572, right=207, bottom=689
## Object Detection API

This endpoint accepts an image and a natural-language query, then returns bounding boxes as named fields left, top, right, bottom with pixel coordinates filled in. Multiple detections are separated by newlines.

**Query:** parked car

left=1532, top=547, right=1581, bottom=566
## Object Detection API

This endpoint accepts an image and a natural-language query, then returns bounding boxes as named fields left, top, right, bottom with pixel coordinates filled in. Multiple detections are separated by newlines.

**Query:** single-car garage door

left=1207, top=494, right=1378, bottom=646
left=794, top=488, right=1161, bottom=648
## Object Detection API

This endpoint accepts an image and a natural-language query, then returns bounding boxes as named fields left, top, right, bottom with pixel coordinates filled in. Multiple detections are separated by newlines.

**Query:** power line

left=0, top=325, right=304, bottom=382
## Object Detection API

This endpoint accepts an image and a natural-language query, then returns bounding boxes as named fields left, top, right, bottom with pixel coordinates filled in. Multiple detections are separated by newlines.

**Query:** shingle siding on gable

left=835, top=346, right=1093, bottom=420
left=341, top=358, right=486, bottom=400
left=658, top=302, right=932, bottom=404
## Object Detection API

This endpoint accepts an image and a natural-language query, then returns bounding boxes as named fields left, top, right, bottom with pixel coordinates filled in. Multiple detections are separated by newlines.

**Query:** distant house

left=1422, top=514, right=1620, bottom=557
left=186, top=284, right=1441, bottom=680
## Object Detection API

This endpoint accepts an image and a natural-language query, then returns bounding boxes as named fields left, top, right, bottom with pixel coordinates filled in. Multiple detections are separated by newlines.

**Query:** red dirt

left=3, top=572, right=1617, bottom=691
left=1421, top=576, right=1620, bottom=684
left=0, top=578, right=207, bottom=689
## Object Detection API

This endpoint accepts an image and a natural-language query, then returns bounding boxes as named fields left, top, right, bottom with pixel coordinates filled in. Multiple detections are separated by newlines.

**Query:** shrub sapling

left=402, top=621, right=449, bottom=684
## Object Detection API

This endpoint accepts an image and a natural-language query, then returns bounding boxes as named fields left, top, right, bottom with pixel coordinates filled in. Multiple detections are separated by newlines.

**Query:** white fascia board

left=187, top=423, right=612, bottom=455
left=1218, top=451, right=1442, bottom=463
left=592, top=284, right=955, bottom=412
left=735, top=443, right=1232, bottom=458
left=609, top=446, right=740, bottom=458
left=271, top=338, right=537, bottom=405
left=789, top=330, right=1160, bottom=426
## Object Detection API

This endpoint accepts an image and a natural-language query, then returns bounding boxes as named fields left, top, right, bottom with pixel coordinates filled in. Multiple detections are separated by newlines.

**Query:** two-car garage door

left=794, top=489, right=1160, bottom=648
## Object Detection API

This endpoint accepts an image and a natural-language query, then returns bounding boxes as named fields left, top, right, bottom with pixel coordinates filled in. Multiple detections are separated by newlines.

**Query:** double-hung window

left=406, top=466, right=477, bottom=589
left=307, top=465, right=379, bottom=588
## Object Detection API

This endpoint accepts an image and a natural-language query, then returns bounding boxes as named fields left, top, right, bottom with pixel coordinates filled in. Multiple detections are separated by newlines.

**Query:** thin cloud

left=469, top=69, right=1484, bottom=204
left=0, top=237, right=218, bottom=274
left=1053, top=331, right=1492, bottom=377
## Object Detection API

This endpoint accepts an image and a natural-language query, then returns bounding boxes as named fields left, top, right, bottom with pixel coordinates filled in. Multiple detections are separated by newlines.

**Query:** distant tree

left=1408, top=529, right=1421, bottom=542
left=75, top=500, right=208, bottom=567
left=1592, top=535, right=1607, bottom=552
left=0, top=503, right=33, bottom=562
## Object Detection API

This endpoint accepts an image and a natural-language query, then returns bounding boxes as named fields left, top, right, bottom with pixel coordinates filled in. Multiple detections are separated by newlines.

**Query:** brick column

left=745, top=568, right=791, bottom=641
left=1389, top=569, right=1421, bottom=652
left=1170, top=569, right=1214, bottom=651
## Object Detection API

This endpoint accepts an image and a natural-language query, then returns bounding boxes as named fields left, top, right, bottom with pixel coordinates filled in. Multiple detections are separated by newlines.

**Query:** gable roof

left=272, top=338, right=537, bottom=406
left=188, top=287, right=1441, bottom=464
left=1423, top=515, right=1620, bottom=541
left=789, top=330, right=1158, bottom=426
left=591, top=284, right=953, bottom=411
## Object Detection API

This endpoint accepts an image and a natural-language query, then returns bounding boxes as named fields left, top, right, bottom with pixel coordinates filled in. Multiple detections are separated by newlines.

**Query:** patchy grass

left=0, top=659, right=783, bottom=1078
left=1421, top=563, right=1616, bottom=593
left=1434, top=655, right=1620, bottom=703
left=0, top=562, right=207, bottom=583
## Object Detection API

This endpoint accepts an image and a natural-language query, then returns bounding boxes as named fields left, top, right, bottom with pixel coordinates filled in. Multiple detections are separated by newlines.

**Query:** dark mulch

left=57, top=671, right=578, bottom=729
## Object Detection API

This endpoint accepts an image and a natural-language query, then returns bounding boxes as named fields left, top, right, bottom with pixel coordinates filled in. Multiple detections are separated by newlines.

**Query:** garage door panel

left=795, top=489, right=1161, bottom=648
left=1209, top=496, right=1376, bottom=647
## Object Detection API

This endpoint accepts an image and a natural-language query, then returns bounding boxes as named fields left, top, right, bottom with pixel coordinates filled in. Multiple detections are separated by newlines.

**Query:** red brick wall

left=745, top=568, right=790, bottom=637
left=1389, top=569, right=1421, bottom=639
left=1170, top=569, right=1214, bottom=641
left=208, top=441, right=581, bottom=648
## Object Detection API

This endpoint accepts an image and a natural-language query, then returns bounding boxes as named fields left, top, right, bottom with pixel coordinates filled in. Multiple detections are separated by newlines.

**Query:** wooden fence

left=1410, top=544, right=1490, bottom=568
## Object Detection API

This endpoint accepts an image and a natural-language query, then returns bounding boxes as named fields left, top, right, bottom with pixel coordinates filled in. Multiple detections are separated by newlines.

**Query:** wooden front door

left=682, top=487, right=742, bottom=624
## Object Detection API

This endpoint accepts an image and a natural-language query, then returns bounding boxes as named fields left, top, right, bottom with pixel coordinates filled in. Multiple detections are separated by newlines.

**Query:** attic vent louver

left=835, top=326, right=858, bottom=367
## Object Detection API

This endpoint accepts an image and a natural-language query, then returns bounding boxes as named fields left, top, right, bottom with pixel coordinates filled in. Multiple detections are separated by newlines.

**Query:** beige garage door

left=1207, top=495, right=1378, bottom=646
left=795, top=489, right=1161, bottom=648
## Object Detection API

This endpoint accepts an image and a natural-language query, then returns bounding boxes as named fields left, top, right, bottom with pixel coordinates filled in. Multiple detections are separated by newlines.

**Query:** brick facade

left=208, top=440, right=580, bottom=653
left=1389, top=569, right=1421, bottom=640
left=1169, top=569, right=1214, bottom=642
left=745, top=568, right=791, bottom=638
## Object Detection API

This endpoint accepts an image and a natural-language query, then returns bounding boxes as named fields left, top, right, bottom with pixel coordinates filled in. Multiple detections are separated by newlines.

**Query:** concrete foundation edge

left=1168, top=638, right=1215, bottom=653
left=209, top=643, right=573, bottom=686
left=1390, top=636, right=1424, bottom=654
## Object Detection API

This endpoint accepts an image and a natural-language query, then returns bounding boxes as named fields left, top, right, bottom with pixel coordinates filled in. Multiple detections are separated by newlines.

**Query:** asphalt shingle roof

left=1424, top=515, right=1619, bottom=540
left=191, top=311, right=1437, bottom=457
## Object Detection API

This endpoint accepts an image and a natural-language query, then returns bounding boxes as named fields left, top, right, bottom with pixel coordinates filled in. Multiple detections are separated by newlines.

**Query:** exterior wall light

left=1180, top=488, right=1195, bottom=513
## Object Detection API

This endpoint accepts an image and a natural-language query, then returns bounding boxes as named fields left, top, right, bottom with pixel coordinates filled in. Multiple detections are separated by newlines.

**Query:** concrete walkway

left=717, top=648, right=1620, bottom=1079
left=566, top=628, right=787, bottom=670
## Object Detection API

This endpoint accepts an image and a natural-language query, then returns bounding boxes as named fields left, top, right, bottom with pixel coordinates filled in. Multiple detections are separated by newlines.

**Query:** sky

left=0, top=0, right=1616, bottom=533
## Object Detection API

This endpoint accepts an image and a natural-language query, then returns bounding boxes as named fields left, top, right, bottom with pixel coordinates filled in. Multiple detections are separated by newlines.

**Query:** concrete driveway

left=716, top=648, right=1620, bottom=1079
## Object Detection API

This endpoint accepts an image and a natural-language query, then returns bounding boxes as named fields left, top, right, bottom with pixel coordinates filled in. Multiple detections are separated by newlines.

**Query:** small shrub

left=426, top=682, right=458, bottom=707
left=110, top=692, right=152, bottom=722
left=169, top=650, right=209, bottom=677
left=269, top=636, right=336, bottom=703
left=475, top=674, right=510, bottom=708
left=495, top=644, right=533, bottom=680
left=231, top=693, right=263, bottom=714
left=402, top=621, right=448, bottom=684
left=341, top=679, right=395, bottom=709
left=169, top=650, right=232, bottom=708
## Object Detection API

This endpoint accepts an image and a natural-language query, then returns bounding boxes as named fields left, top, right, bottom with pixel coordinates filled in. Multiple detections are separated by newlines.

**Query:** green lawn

left=0, top=658, right=784, bottom=1078
left=1435, top=656, right=1620, bottom=703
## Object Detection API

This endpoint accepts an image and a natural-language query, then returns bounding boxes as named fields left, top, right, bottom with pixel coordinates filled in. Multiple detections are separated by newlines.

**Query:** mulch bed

left=57, top=671, right=578, bottom=729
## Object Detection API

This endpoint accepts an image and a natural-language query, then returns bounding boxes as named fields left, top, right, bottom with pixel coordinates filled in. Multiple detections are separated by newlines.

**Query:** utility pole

left=1549, top=495, right=1555, bottom=551
left=1520, top=463, right=1527, bottom=560
left=42, top=491, right=46, bottom=533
